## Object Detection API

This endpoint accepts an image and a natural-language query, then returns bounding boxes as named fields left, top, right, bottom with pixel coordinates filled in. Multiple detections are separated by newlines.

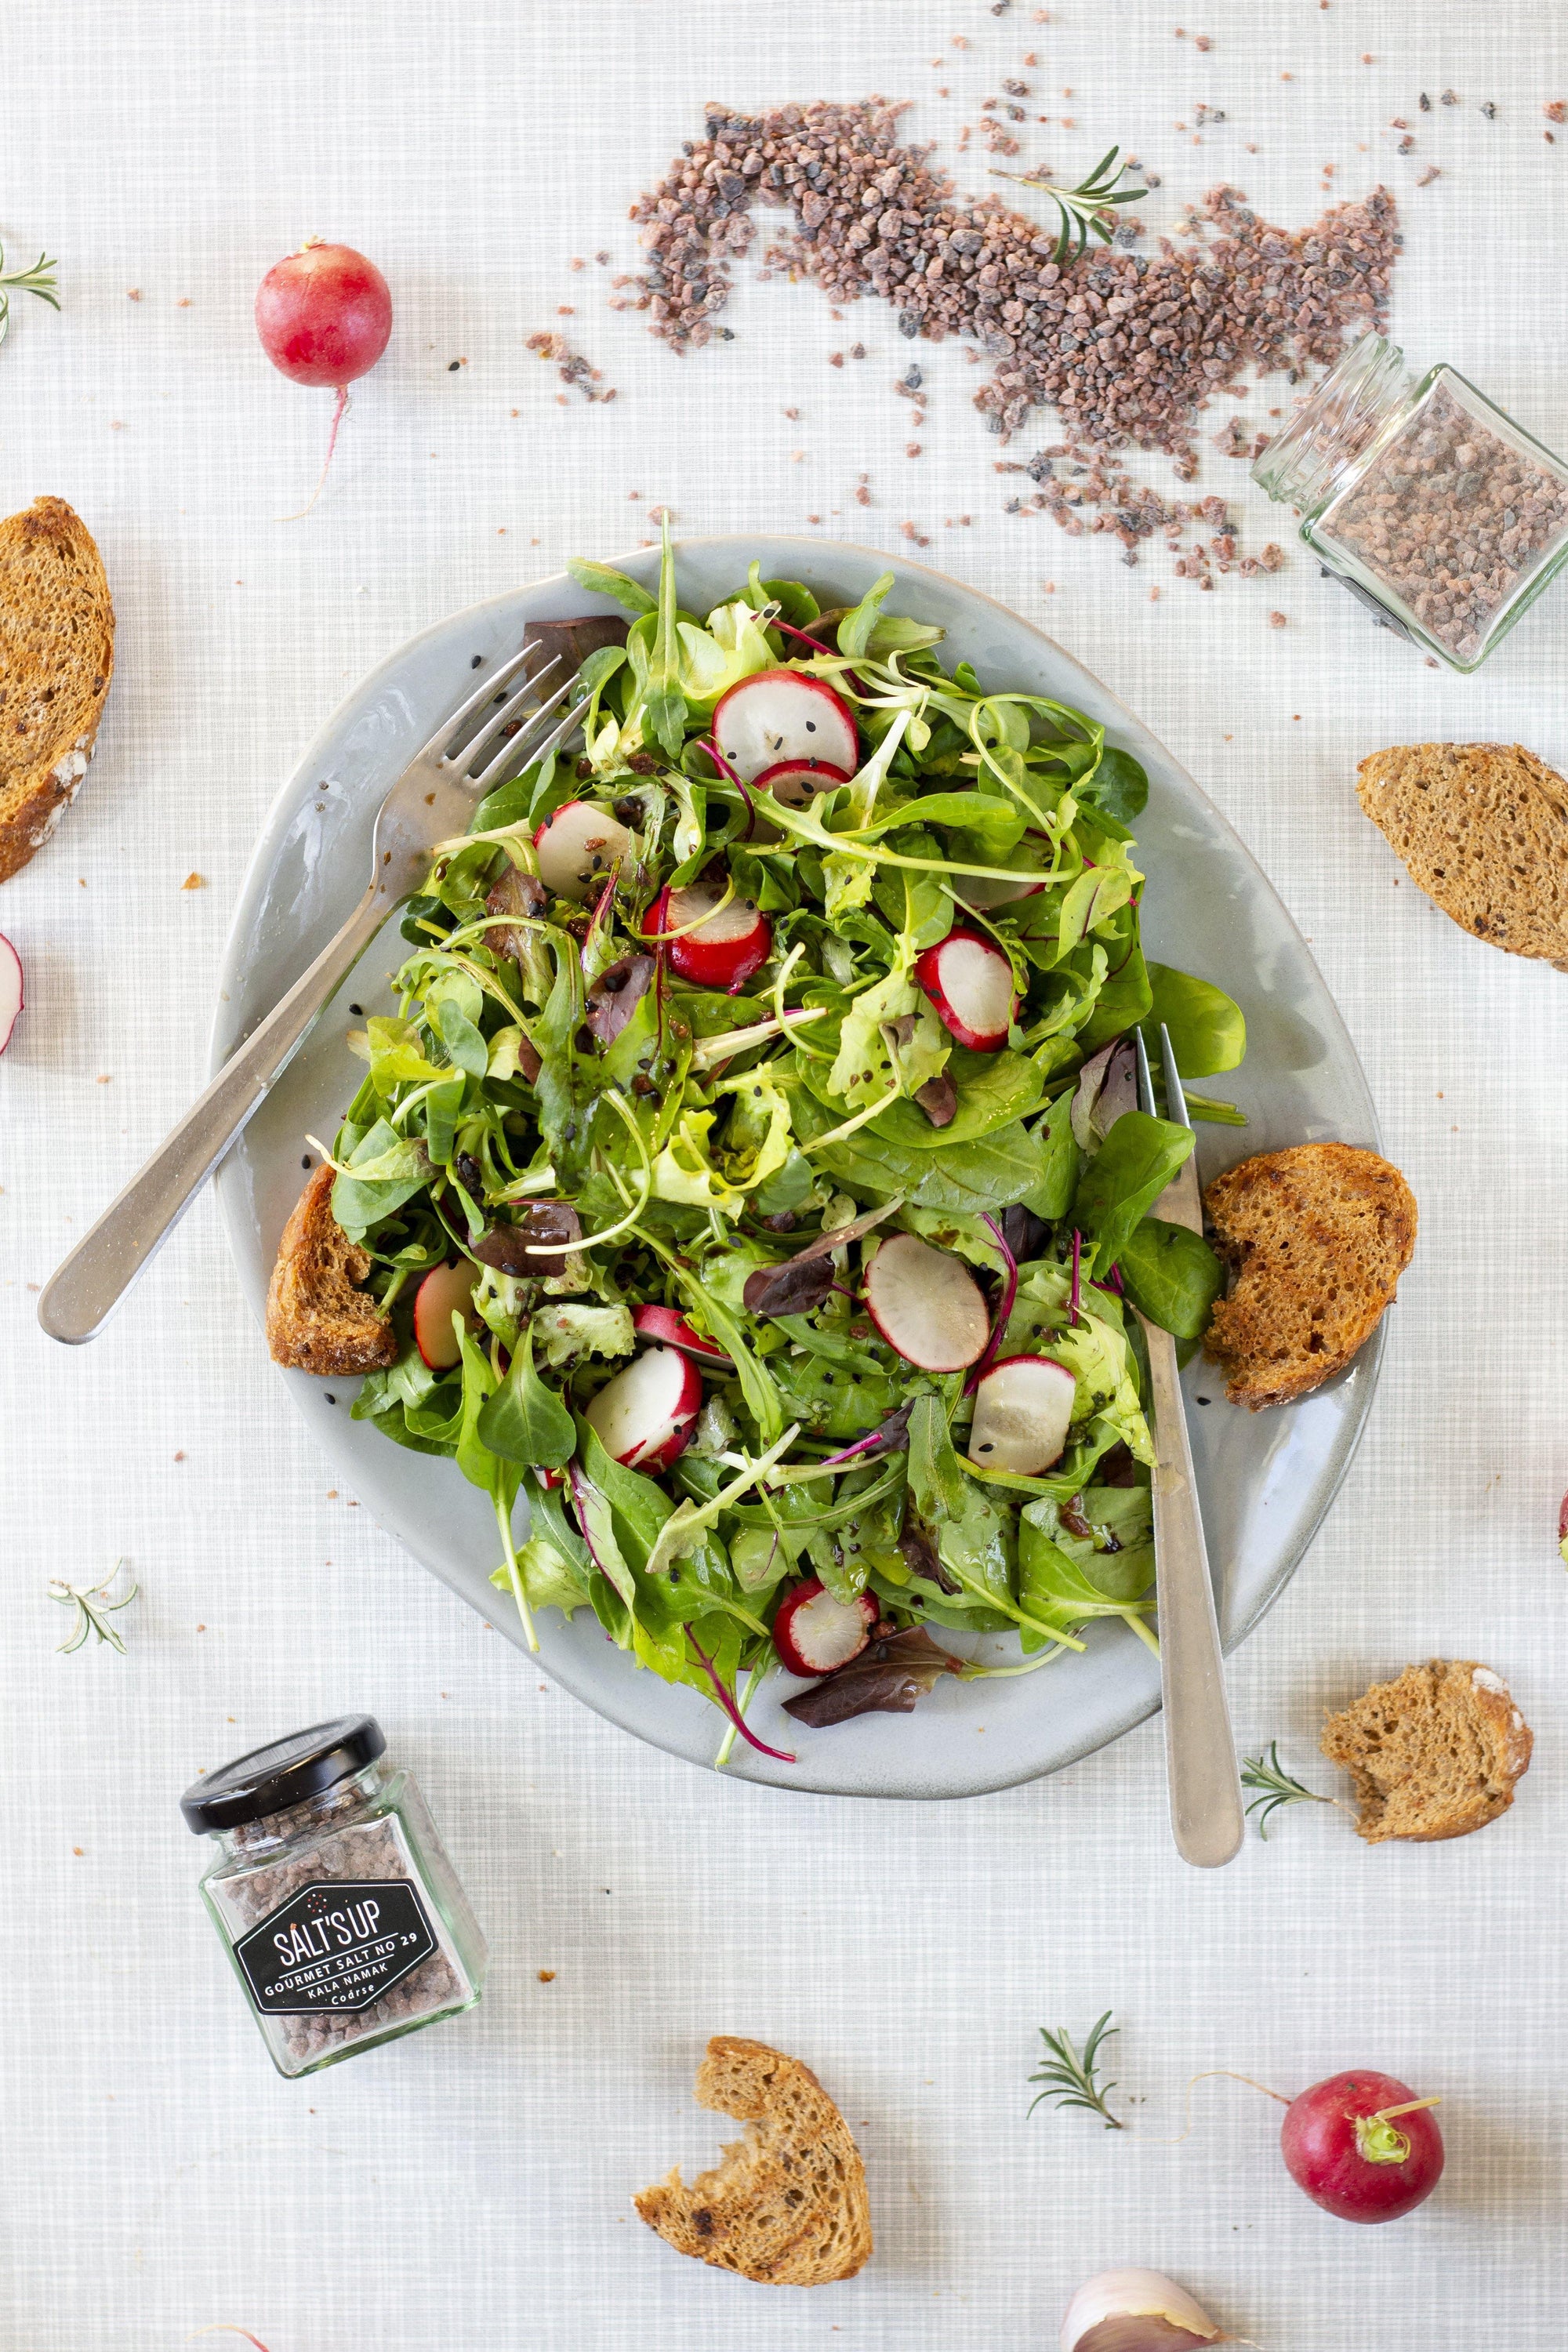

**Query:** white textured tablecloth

left=3, top=2, right=1565, bottom=2345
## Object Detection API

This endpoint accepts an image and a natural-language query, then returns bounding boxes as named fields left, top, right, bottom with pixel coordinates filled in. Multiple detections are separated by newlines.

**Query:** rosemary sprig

left=1027, top=2010, right=1123, bottom=2128
left=49, top=1561, right=138, bottom=1655
left=1241, top=1741, right=1331, bottom=1838
left=0, top=241, right=60, bottom=348
left=992, top=147, right=1148, bottom=265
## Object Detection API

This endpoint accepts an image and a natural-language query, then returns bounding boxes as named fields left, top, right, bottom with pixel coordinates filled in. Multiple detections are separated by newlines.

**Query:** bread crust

left=0, top=497, right=115, bottom=884
left=266, top=1165, right=396, bottom=1376
left=1356, top=740, right=1568, bottom=968
left=1203, top=1142, right=1416, bottom=1408
left=1321, top=1660, right=1533, bottom=1842
left=635, top=2036, right=872, bottom=2285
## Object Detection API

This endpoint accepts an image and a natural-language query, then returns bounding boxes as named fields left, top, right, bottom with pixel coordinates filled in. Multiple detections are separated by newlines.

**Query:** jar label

left=233, top=1878, right=438, bottom=2016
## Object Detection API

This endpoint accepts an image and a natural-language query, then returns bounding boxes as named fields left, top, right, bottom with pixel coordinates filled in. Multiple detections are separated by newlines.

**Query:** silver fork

left=1133, top=1024, right=1245, bottom=1868
left=38, top=646, right=589, bottom=1345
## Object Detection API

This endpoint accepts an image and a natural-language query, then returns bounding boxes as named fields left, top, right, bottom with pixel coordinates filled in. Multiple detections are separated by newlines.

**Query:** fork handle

left=38, top=883, right=387, bottom=1345
left=1135, top=1310, right=1245, bottom=1868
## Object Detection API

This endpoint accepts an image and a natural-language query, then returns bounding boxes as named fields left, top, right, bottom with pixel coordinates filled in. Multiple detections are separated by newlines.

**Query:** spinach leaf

left=863, top=1046, right=1044, bottom=1150
left=1070, top=1111, right=1194, bottom=1270
left=1018, top=1089, right=1078, bottom=1219
left=789, top=1082, right=1050, bottom=1215
left=1078, top=745, right=1149, bottom=825
left=477, top=1327, right=577, bottom=1467
left=330, top=1120, right=434, bottom=1238
left=1116, top=1217, right=1225, bottom=1341
left=1144, top=963, right=1247, bottom=1078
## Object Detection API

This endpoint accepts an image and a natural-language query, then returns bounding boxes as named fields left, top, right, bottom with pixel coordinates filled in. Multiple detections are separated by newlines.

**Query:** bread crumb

left=537, top=1969, right=557, bottom=1982
left=181, top=870, right=205, bottom=890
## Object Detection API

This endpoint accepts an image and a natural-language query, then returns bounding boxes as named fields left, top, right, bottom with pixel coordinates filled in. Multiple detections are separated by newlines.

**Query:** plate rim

left=212, top=535, right=1384, bottom=1798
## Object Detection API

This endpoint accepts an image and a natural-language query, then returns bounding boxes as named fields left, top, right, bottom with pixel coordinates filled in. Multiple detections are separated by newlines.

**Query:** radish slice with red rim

left=0, top=934, right=22, bottom=1054
left=630, top=1302, right=731, bottom=1367
left=412, top=1259, right=482, bottom=1371
left=648, top=880, right=771, bottom=993
left=583, top=1345, right=702, bottom=1471
left=862, top=1232, right=990, bottom=1373
left=772, top=1577, right=880, bottom=1677
left=913, top=927, right=1018, bottom=1051
left=532, top=801, right=633, bottom=902
left=967, top=1355, right=1076, bottom=1475
left=713, top=668, right=858, bottom=781
left=751, top=756, right=853, bottom=811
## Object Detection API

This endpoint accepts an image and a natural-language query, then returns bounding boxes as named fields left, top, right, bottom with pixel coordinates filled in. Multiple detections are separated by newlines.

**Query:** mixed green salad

left=321, top=535, right=1246, bottom=1764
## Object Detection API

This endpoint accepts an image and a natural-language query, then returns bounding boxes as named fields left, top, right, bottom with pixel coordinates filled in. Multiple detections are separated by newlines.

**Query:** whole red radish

left=256, top=238, right=393, bottom=512
left=1281, top=2070, right=1443, bottom=2223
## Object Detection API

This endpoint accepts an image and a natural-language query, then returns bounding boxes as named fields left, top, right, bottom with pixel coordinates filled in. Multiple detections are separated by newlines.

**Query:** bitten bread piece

left=1321, top=1660, right=1533, bottom=1843
left=635, top=2037, right=872, bottom=2286
left=266, top=1164, right=396, bottom=1376
left=1203, top=1143, right=1416, bottom=1409
left=1356, top=741, right=1568, bottom=967
left=0, top=497, right=115, bottom=883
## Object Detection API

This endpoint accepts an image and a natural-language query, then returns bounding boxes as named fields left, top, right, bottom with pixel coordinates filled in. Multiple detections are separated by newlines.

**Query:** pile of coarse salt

left=617, top=99, right=1400, bottom=584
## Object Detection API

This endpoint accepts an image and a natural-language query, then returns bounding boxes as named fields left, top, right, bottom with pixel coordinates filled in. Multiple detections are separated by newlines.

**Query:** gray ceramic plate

left=213, top=538, right=1382, bottom=1798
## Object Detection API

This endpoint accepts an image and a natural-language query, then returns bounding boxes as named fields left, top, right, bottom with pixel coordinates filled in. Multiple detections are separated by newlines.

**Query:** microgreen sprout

left=0, top=241, right=60, bottom=347
left=49, top=1560, right=138, bottom=1655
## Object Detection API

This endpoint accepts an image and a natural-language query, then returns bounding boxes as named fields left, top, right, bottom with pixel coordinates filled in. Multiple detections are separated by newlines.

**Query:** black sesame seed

left=470, top=654, right=484, bottom=669
left=324, top=1392, right=336, bottom=1405
left=349, top=1003, right=364, bottom=1016
left=448, top=359, right=461, bottom=372
left=301, top=1154, right=312, bottom=1168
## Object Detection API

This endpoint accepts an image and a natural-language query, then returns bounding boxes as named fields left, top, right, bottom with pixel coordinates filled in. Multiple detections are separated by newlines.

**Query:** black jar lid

left=180, top=1715, right=387, bottom=1834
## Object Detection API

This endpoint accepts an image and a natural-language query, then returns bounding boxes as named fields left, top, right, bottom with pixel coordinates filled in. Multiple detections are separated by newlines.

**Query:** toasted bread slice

left=1356, top=741, right=1568, bottom=968
left=267, top=1164, right=396, bottom=1376
left=1203, top=1142, right=1416, bottom=1408
left=1321, top=1660, right=1532, bottom=1843
left=0, top=497, right=114, bottom=883
left=635, top=2037, right=871, bottom=2286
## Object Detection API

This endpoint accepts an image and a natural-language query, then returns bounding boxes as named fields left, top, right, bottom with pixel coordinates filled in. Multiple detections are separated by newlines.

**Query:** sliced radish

left=0, top=934, right=21, bottom=1054
left=773, top=1577, right=880, bottom=1676
left=532, top=801, right=633, bottom=902
left=648, top=880, right=771, bottom=993
left=713, top=668, right=858, bottom=782
left=583, top=1345, right=702, bottom=1472
left=862, top=1232, right=989, bottom=1373
left=413, top=1259, right=482, bottom=1371
left=751, top=756, right=854, bottom=811
left=967, top=1355, right=1076, bottom=1475
left=913, top=927, right=1018, bottom=1052
left=630, top=1302, right=731, bottom=1367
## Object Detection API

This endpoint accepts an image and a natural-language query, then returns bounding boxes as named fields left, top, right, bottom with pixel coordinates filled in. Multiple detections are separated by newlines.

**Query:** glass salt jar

left=1253, top=331, right=1568, bottom=670
left=182, top=1715, right=486, bottom=2078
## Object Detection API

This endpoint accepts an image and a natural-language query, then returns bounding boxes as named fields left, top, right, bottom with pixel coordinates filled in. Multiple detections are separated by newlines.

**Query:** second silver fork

left=38, top=644, right=588, bottom=1346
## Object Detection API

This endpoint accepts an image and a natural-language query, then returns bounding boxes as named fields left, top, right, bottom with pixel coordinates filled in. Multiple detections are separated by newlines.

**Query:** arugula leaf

left=564, top=556, right=657, bottom=615
left=644, top=520, right=690, bottom=760
left=1116, top=1217, right=1225, bottom=1341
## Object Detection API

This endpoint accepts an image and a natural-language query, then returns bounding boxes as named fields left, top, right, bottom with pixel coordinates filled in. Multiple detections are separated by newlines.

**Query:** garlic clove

left=1062, top=2269, right=1223, bottom=2352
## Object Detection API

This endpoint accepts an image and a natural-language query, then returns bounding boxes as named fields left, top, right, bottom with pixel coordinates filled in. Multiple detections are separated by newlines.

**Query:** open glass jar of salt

left=1254, top=332, right=1568, bottom=670
left=181, top=1715, right=486, bottom=2078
